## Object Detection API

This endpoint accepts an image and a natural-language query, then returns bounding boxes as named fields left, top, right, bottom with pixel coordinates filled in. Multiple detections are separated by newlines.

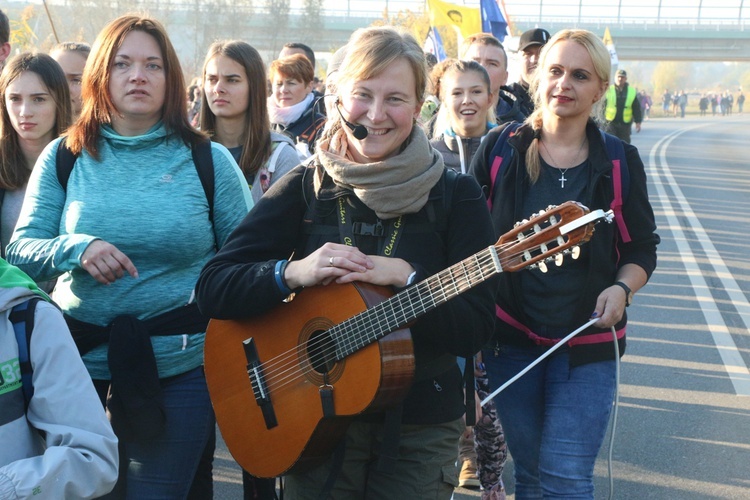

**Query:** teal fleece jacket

left=7, top=123, right=252, bottom=379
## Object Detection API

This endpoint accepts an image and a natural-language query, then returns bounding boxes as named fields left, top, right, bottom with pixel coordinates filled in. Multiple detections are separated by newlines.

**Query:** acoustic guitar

left=204, top=201, right=612, bottom=478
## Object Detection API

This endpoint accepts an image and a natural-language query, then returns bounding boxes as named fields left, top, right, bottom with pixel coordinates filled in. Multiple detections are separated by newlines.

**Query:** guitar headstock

left=495, top=201, right=613, bottom=273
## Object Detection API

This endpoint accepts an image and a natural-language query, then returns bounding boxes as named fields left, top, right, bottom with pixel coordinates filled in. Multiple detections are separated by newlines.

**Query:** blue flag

left=480, top=0, right=509, bottom=42
left=423, top=26, right=448, bottom=62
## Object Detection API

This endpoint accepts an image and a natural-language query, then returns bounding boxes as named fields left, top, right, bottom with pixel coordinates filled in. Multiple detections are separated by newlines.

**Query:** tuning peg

left=555, top=253, right=564, bottom=266
left=571, top=246, right=581, bottom=259
left=538, top=261, right=548, bottom=273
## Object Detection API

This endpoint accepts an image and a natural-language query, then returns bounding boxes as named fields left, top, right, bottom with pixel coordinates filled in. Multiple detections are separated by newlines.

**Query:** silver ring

left=329, top=256, right=335, bottom=267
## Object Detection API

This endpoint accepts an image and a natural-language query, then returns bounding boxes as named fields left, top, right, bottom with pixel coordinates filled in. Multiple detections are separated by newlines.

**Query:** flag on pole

left=423, top=26, right=448, bottom=62
left=603, top=27, right=618, bottom=66
left=480, top=0, right=509, bottom=42
left=427, top=0, right=481, bottom=40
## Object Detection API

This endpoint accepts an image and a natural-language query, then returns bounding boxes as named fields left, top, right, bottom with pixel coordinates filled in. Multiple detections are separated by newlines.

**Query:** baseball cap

left=616, top=69, right=627, bottom=77
left=519, top=28, right=551, bottom=52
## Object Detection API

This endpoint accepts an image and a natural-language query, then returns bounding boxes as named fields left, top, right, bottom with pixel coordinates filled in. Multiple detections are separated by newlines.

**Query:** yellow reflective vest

left=605, top=84, right=636, bottom=123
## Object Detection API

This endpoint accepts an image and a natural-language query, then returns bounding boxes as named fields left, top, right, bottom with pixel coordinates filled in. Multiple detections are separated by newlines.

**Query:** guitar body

left=204, top=282, right=415, bottom=478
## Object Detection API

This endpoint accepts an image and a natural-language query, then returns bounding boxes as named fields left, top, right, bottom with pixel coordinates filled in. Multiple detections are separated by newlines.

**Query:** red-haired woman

left=268, top=53, right=325, bottom=159
left=7, top=15, right=252, bottom=497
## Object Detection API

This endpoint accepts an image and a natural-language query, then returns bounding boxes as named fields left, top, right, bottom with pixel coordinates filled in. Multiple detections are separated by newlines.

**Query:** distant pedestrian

left=662, top=89, right=671, bottom=116
left=603, top=69, right=642, bottom=143
left=738, top=91, right=745, bottom=113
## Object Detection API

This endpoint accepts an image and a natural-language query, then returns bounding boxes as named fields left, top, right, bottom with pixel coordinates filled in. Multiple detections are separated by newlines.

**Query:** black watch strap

left=614, top=281, right=633, bottom=307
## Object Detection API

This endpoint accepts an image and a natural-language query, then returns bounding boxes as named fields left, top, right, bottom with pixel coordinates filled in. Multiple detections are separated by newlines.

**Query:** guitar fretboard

left=332, top=246, right=501, bottom=360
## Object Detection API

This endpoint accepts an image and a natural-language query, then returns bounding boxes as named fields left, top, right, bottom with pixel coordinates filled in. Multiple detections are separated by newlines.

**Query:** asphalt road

left=214, top=113, right=750, bottom=499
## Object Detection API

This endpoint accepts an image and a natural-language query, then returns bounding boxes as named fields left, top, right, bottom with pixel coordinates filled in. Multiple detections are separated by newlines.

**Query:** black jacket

left=470, top=120, right=659, bottom=366
left=196, top=162, right=497, bottom=424
left=271, top=101, right=326, bottom=151
left=505, top=82, right=535, bottom=118
left=430, top=134, right=485, bottom=174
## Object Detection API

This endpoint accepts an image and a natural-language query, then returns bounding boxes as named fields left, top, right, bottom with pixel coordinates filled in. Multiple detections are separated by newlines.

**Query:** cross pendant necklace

left=558, top=168, right=570, bottom=188
left=539, top=136, right=588, bottom=188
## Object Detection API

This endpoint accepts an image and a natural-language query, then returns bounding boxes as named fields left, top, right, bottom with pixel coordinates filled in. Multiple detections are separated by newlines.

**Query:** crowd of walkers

left=0, top=8, right=660, bottom=500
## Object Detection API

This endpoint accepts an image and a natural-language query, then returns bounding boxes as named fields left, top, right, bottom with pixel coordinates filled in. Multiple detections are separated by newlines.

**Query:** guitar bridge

left=243, top=338, right=278, bottom=429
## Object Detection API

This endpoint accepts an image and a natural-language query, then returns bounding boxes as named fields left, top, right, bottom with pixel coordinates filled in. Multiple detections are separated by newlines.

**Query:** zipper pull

left=433, top=380, right=442, bottom=392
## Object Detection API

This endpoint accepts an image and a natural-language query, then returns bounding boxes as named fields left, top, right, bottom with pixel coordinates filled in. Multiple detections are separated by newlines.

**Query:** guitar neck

left=333, top=246, right=501, bottom=360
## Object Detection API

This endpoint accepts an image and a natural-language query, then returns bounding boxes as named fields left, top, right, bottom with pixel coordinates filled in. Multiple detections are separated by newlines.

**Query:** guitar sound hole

left=307, top=329, right=337, bottom=375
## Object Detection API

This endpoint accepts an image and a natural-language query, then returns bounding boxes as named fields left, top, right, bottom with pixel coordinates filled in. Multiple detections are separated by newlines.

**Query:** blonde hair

left=325, top=26, right=427, bottom=139
left=524, top=29, right=610, bottom=182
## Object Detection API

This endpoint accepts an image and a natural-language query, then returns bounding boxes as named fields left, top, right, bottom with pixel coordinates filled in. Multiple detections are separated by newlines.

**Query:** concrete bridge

left=7, top=1, right=750, bottom=66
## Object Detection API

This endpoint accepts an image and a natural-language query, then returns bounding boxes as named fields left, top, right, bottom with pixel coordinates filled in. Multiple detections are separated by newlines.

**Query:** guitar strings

left=252, top=230, right=568, bottom=398
left=250, top=253, right=497, bottom=396
left=247, top=243, right=522, bottom=398
left=253, top=213, right=577, bottom=395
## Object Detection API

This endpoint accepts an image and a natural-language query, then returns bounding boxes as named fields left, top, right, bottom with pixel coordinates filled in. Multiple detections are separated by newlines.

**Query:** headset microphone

left=335, top=100, right=368, bottom=140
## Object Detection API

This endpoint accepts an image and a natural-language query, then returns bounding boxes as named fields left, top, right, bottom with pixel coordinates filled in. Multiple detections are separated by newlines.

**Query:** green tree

left=651, top=61, right=691, bottom=96
left=264, top=0, right=291, bottom=57
left=296, top=0, right=324, bottom=50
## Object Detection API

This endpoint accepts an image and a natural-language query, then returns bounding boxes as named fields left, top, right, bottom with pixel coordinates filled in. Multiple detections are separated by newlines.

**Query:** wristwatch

left=614, top=281, right=633, bottom=307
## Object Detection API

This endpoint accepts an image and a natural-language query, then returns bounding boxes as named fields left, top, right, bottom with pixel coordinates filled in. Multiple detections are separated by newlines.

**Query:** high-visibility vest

left=605, top=84, right=636, bottom=123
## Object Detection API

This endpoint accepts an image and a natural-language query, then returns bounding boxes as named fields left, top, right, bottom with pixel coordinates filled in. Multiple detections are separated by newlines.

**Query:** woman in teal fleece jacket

left=7, top=15, right=252, bottom=498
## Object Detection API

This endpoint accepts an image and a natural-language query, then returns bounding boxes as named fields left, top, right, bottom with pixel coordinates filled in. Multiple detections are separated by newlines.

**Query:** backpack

left=10, top=297, right=41, bottom=410
left=484, top=123, right=632, bottom=243
left=55, top=137, right=216, bottom=223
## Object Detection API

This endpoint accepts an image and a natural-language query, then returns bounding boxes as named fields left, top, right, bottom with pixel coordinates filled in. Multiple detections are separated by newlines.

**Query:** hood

left=270, top=131, right=296, bottom=148
left=0, top=287, right=44, bottom=314
left=0, top=258, right=49, bottom=312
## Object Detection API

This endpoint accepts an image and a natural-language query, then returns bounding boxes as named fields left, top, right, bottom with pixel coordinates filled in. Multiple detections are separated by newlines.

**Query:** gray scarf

left=315, top=127, right=445, bottom=219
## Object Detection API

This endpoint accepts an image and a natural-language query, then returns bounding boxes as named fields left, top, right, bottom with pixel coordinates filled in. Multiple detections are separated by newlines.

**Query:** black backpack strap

left=191, top=139, right=215, bottom=224
left=55, top=137, right=78, bottom=190
left=10, top=297, right=41, bottom=410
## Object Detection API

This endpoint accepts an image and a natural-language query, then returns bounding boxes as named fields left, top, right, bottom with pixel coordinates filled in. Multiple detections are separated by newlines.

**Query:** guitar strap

left=336, top=197, right=404, bottom=256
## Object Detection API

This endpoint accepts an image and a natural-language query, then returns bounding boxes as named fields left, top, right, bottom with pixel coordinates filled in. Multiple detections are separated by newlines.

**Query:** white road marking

left=648, top=123, right=750, bottom=396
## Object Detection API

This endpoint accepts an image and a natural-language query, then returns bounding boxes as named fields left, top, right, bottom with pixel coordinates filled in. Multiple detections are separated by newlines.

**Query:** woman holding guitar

left=197, top=26, right=497, bottom=499
left=470, top=30, right=659, bottom=499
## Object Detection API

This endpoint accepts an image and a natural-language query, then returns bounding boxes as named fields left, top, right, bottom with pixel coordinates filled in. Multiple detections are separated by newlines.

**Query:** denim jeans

left=483, top=344, right=615, bottom=500
left=95, top=366, right=216, bottom=499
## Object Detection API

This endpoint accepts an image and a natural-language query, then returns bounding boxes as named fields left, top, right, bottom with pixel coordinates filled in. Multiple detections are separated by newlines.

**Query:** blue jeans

left=95, top=366, right=216, bottom=499
left=484, top=345, right=615, bottom=499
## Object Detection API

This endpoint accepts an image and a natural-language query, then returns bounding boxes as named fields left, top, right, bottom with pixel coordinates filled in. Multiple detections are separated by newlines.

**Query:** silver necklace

left=540, top=137, right=587, bottom=188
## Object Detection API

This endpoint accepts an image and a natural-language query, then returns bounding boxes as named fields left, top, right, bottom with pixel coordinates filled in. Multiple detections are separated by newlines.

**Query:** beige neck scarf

left=314, top=126, right=445, bottom=220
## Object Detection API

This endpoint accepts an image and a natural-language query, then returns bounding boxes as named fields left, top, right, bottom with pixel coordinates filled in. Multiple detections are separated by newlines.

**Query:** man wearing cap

left=507, top=28, right=551, bottom=117
left=603, top=69, right=643, bottom=143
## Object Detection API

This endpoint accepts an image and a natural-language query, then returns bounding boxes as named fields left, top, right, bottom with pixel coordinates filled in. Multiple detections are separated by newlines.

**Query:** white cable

left=480, top=317, right=599, bottom=407
left=607, top=325, right=620, bottom=500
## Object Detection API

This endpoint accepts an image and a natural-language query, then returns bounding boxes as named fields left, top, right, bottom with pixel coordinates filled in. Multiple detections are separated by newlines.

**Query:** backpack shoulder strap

left=192, top=139, right=215, bottom=224
left=55, top=137, right=78, bottom=191
left=599, top=130, right=632, bottom=243
left=10, top=297, right=41, bottom=410
left=486, top=122, right=523, bottom=212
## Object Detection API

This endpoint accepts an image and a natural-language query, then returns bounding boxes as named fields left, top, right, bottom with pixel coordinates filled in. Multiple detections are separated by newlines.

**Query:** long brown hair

left=66, top=15, right=204, bottom=158
left=200, top=41, right=271, bottom=178
left=0, top=52, right=71, bottom=189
